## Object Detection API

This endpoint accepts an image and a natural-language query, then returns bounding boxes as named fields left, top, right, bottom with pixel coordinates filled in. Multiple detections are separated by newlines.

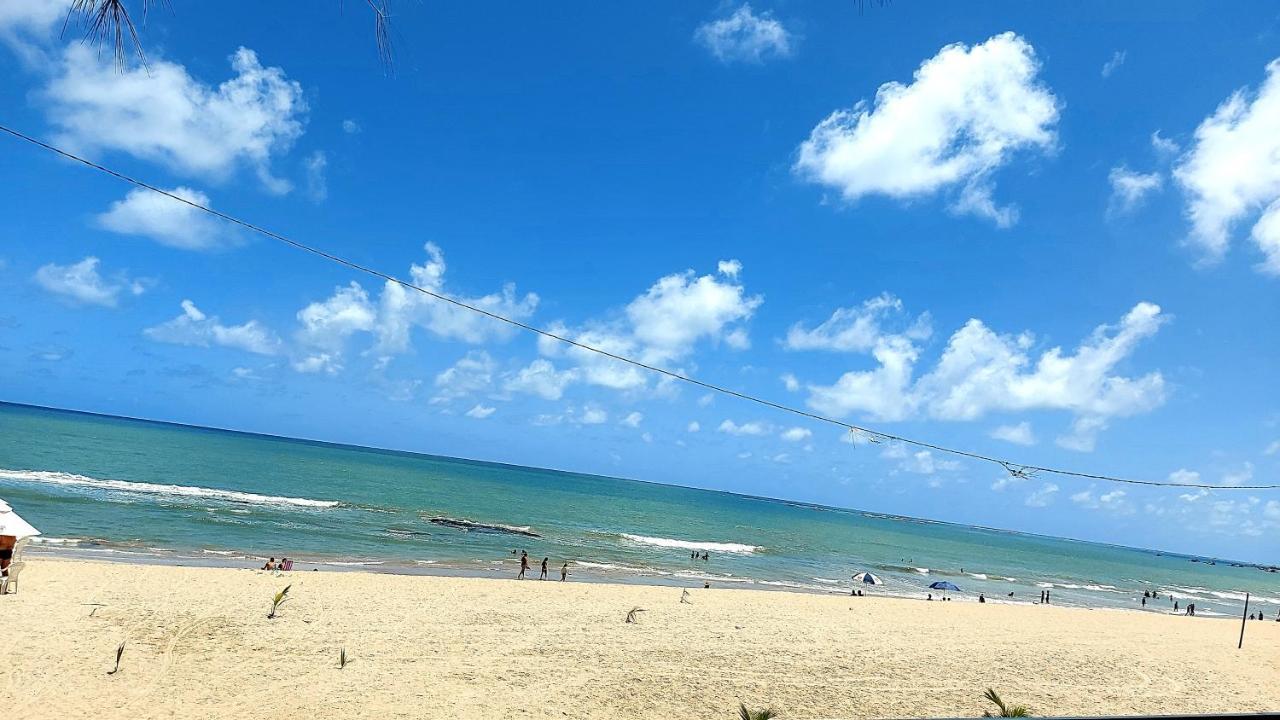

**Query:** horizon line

left=0, top=399, right=1271, bottom=568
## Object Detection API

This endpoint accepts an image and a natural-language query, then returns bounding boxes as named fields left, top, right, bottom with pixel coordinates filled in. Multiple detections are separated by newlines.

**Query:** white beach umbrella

left=0, top=498, right=41, bottom=539
left=852, top=571, right=884, bottom=585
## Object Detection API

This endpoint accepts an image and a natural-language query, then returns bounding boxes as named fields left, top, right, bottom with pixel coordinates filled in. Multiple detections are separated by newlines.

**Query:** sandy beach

left=2, top=558, right=1277, bottom=719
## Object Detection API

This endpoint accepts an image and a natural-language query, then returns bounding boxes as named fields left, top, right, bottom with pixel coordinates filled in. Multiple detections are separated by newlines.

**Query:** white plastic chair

left=1, top=560, right=24, bottom=594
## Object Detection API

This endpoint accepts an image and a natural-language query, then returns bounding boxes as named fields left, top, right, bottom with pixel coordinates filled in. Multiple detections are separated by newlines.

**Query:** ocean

left=2, top=401, right=1277, bottom=617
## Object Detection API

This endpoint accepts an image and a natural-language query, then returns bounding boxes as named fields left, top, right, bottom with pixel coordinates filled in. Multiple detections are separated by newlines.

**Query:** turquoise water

left=2, top=402, right=1277, bottom=617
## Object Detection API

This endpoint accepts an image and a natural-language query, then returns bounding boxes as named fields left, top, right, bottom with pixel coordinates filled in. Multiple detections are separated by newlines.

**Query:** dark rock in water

left=428, top=516, right=541, bottom=538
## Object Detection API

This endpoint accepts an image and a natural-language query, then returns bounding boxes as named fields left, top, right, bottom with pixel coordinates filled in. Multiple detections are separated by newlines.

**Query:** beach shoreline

left=23, top=544, right=1253, bottom=620
left=3, top=557, right=1278, bottom=719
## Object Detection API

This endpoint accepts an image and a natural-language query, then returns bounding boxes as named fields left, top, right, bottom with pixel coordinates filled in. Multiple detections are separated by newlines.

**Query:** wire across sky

left=3, top=122, right=1275, bottom=491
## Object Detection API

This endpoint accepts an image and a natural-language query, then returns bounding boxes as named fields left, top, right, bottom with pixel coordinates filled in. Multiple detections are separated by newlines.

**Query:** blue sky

left=1, top=1, right=1278, bottom=561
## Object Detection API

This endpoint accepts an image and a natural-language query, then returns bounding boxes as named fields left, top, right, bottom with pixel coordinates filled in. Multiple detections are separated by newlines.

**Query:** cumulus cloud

left=291, top=353, right=340, bottom=374
left=503, top=359, right=576, bottom=401
left=33, top=256, right=143, bottom=307
left=433, top=351, right=496, bottom=403
left=780, top=373, right=800, bottom=392
left=465, top=404, right=496, bottom=419
left=97, top=186, right=229, bottom=250
left=375, top=242, right=538, bottom=355
left=296, top=282, right=377, bottom=356
left=802, top=299, right=1168, bottom=449
left=1024, top=482, right=1059, bottom=507
left=780, top=427, right=812, bottom=442
left=0, top=0, right=66, bottom=49
left=341, top=119, right=361, bottom=134
left=1174, top=58, right=1280, bottom=274
left=539, top=261, right=760, bottom=393
left=718, top=419, right=769, bottom=436
left=1108, top=167, right=1163, bottom=213
left=784, top=293, right=930, bottom=352
left=146, top=299, right=281, bottom=355
left=990, top=421, right=1035, bottom=446
left=620, top=411, right=643, bottom=428
left=1150, top=131, right=1180, bottom=158
left=898, top=449, right=959, bottom=475
left=794, top=32, right=1059, bottom=226
left=579, top=405, right=608, bottom=425
left=1071, top=486, right=1134, bottom=514
left=45, top=45, right=307, bottom=193
left=695, top=4, right=792, bottom=64
left=687, top=421, right=701, bottom=433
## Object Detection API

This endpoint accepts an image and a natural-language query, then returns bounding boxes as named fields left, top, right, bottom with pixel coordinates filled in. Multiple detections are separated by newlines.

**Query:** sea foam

left=0, top=469, right=341, bottom=509
left=619, top=533, right=760, bottom=554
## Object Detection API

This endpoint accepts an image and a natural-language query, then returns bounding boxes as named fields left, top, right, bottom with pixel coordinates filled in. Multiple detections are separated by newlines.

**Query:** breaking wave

left=0, top=469, right=341, bottom=509
left=618, top=533, right=760, bottom=554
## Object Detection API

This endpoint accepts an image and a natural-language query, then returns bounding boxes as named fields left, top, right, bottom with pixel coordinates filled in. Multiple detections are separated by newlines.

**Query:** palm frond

left=268, top=584, right=292, bottom=619
left=624, top=606, right=646, bottom=624
left=982, top=688, right=1030, bottom=717
left=739, top=703, right=777, bottom=720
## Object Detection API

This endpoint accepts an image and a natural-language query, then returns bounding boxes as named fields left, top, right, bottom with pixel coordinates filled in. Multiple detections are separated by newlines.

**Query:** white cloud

left=1071, top=487, right=1133, bottom=514
left=296, top=282, right=377, bottom=357
left=504, top=359, right=576, bottom=401
left=1024, top=482, right=1059, bottom=507
left=990, top=474, right=1027, bottom=492
left=341, top=119, right=361, bottom=134
left=780, top=373, right=800, bottom=392
left=717, top=259, right=743, bottom=278
left=695, top=4, right=792, bottom=64
left=803, top=301, right=1167, bottom=448
left=1174, top=57, right=1280, bottom=274
left=433, top=351, right=496, bottom=403
left=898, top=449, right=959, bottom=475
left=465, top=404, right=496, bottom=419
left=1169, top=468, right=1202, bottom=487
left=1055, top=416, right=1108, bottom=453
left=1221, top=462, right=1255, bottom=487
left=697, top=393, right=714, bottom=407
left=33, top=256, right=142, bottom=307
left=687, top=421, right=701, bottom=433
left=1101, top=50, right=1126, bottom=78
left=97, top=186, right=229, bottom=250
left=718, top=419, right=769, bottom=436
left=804, top=335, right=921, bottom=421
left=1264, top=440, right=1280, bottom=456
left=780, top=427, right=812, bottom=442
left=1108, top=167, right=1163, bottom=213
left=1150, top=131, right=1180, bottom=158
left=46, top=45, right=307, bottom=193
left=0, top=0, right=66, bottom=47
left=794, top=32, right=1059, bottom=227
left=230, top=366, right=260, bottom=381
left=621, top=411, right=643, bottom=428
left=146, top=299, right=281, bottom=355
left=292, top=353, right=340, bottom=374
left=304, top=151, right=328, bottom=202
left=375, top=242, right=538, bottom=354
left=579, top=405, right=608, bottom=425
left=990, top=421, right=1035, bottom=446
left=783, top=292, right=930, bottom=352
left=540, top=263, right=759, bottom=393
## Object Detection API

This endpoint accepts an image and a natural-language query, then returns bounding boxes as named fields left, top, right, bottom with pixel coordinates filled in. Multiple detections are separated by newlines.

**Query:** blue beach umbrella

left=928, top=580, right=960, bottom=598
left=851, top=572, right=883, bottom=585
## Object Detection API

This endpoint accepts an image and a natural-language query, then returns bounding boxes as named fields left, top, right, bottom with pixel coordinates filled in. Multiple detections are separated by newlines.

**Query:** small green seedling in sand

left=107, top=641, right=125, bottom=675
left=680, top=589, right=692, bottom=604
left=267, top=584, right=292, bottom=619
left=738, top=702, right=777, bottom=720
left=624, top=607, right=646, bottom=624
left=982, top=688, right=1030, bottom=717
left=338, top=646, right=351, bottom=669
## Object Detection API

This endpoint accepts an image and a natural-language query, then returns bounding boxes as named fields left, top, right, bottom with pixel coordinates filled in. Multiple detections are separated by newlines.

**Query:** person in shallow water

left=560, top=562, right=568, bottom=581
left=540, top=557, right=548, bottom=580
left=517, top=551, right=529, bottom=580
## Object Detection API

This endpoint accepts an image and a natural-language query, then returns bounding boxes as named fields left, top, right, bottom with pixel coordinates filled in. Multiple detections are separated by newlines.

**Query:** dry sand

left=3, top=558, right=1278, bottom=719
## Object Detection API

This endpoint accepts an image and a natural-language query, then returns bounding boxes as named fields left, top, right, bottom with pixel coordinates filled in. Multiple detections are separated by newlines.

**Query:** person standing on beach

left=518, top=551, right=529, bottom=580
left=560, top=562, right=568, bottom=581
left=540, top=557, right=548, bottom=580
